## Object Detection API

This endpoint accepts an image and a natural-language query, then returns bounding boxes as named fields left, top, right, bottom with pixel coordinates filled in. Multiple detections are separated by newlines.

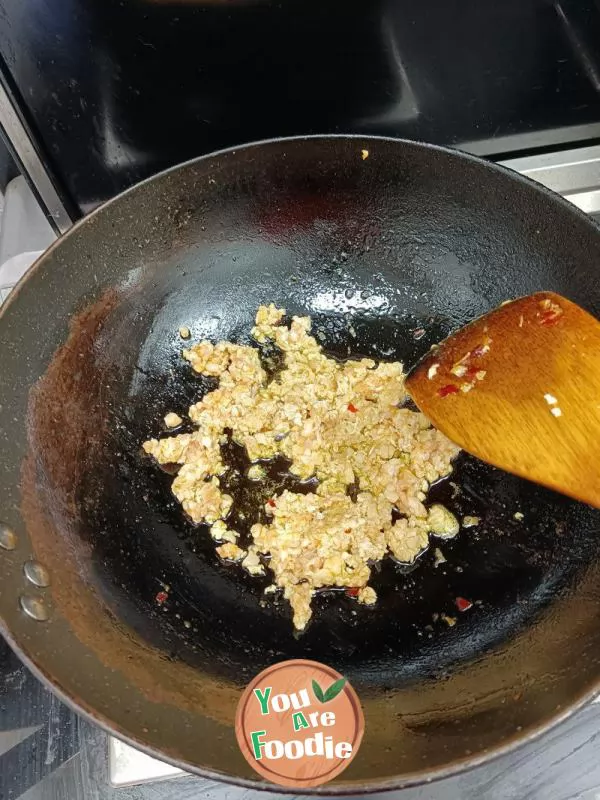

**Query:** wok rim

left=3, top=617, right=599, bottom=795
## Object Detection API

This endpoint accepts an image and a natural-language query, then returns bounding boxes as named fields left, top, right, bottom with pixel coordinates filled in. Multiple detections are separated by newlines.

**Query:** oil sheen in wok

left=143, top=304, right=463, bottom=629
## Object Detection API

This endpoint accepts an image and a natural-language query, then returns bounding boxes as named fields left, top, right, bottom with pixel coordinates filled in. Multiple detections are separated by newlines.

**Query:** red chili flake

left=455, top=596, right=473, bottom=612
left=267, top=498, right=276, bottom=508
left=538, top=309, right=562, bottom=326
left=347, top=403, right=359, bottom=413
left=438, top=384, right=459, bottom=398
left=537, top=299, right=563, bottom=326
left=412, top=327, right=426, bottom=340
left=155, top=591, right=168, bottom=605
left=346, top=587, right=360, bottom=597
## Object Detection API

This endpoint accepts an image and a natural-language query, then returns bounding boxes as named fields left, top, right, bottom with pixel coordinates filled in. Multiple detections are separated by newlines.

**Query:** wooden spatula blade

left=405, top=291, right=600, bottom=509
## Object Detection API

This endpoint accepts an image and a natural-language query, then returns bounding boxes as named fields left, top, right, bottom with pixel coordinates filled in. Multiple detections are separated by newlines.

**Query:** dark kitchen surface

left=3, top=632, right=600, bottom=800
left=1, top=0, right=600, bottom=217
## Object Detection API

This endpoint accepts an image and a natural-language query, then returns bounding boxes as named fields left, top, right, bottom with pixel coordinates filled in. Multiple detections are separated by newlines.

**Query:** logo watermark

left=235, top=659, right=364, bottom=788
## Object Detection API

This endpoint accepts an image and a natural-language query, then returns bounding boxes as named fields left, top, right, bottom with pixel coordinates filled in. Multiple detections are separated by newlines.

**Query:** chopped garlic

left=514, top=511, right=524, bottom=521
left=361, top=149, right=369, bottom=160
left=551, top=407, right=562, bottom=417
left=210, top=520, right=238, bottom=543
left=428, top=363, right=439, bottom=379
left=247, top=464, right=267, bottom=481
left=358, top=586, right=377, bottom=605
left=462, top=515, right=480, bottom=528
left=242, top=548, right=265, bottom=576
left=544, top=393, right=558, bottom=405
left=428, top=504, right=460, bottom=538
left=179, top=326, right=191, bottom=339
left=216, top=542, right=246, bottom=561
left=164, top=412, right=183, bottom=428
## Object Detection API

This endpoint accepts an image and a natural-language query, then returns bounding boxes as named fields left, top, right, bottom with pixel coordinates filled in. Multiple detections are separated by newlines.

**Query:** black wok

left=2, top=135, right=600, bottom=793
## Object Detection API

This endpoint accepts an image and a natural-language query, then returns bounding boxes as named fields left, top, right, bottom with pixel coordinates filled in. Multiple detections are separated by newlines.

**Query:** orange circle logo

left=235, top=659, right=364, bottom=788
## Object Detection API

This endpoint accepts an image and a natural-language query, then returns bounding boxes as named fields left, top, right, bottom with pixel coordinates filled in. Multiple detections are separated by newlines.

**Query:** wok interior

left=7, top=137, right=600, bottom=787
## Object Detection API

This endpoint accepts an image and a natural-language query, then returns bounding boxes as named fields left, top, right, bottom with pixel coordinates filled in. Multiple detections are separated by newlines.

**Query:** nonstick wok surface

left=2, top=136, right=600, bottom=792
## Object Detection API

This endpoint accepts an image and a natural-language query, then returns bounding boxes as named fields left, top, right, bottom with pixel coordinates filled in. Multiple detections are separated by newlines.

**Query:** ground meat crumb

left=143, top=305, right=460, bottom=630
left=210, top=520, right=238, bottom=543
left=358, top=586, right=377, bottom=605
left=216, top=542, right=246, bottom=562
left=164, top=412, right=183, bottom=429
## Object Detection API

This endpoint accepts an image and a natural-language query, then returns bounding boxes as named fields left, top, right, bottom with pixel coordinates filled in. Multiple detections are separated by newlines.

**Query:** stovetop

left=2, top=144, right=600, bottom=800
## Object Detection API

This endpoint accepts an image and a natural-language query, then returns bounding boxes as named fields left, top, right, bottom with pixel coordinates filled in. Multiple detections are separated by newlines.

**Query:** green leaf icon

left=312, top=679, right=325, bottom=703
left=312, top=677, right=346, bottom=703
left=323, top=677, right=346, bottom=702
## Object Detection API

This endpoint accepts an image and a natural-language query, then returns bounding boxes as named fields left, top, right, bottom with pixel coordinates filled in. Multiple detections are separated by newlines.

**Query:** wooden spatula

left=405, top=291, right=600, bottom=509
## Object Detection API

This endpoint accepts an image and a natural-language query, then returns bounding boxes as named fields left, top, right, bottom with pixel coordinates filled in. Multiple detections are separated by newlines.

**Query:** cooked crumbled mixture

left=427, top=504, right=460, bottom=538
left=241, top=548, right=266, bottom=576
left=247, top=464, right=267, bottom=481
left=358, top=586, right=377, bottom=605
left=143, top=304, right=460, bottom=630
left=164, top=412, right=183, bottom=429
left=210, top=520, right=238, bottom=543
left=171, top=473, right=233, bottom=524
left=387, top=517, right=430, bottom=564
left=216, top=542, right=246, bottom=561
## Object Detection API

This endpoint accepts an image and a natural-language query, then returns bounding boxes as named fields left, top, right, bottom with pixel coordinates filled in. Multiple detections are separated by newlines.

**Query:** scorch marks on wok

left=143, top=305, right=461, bottom=630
